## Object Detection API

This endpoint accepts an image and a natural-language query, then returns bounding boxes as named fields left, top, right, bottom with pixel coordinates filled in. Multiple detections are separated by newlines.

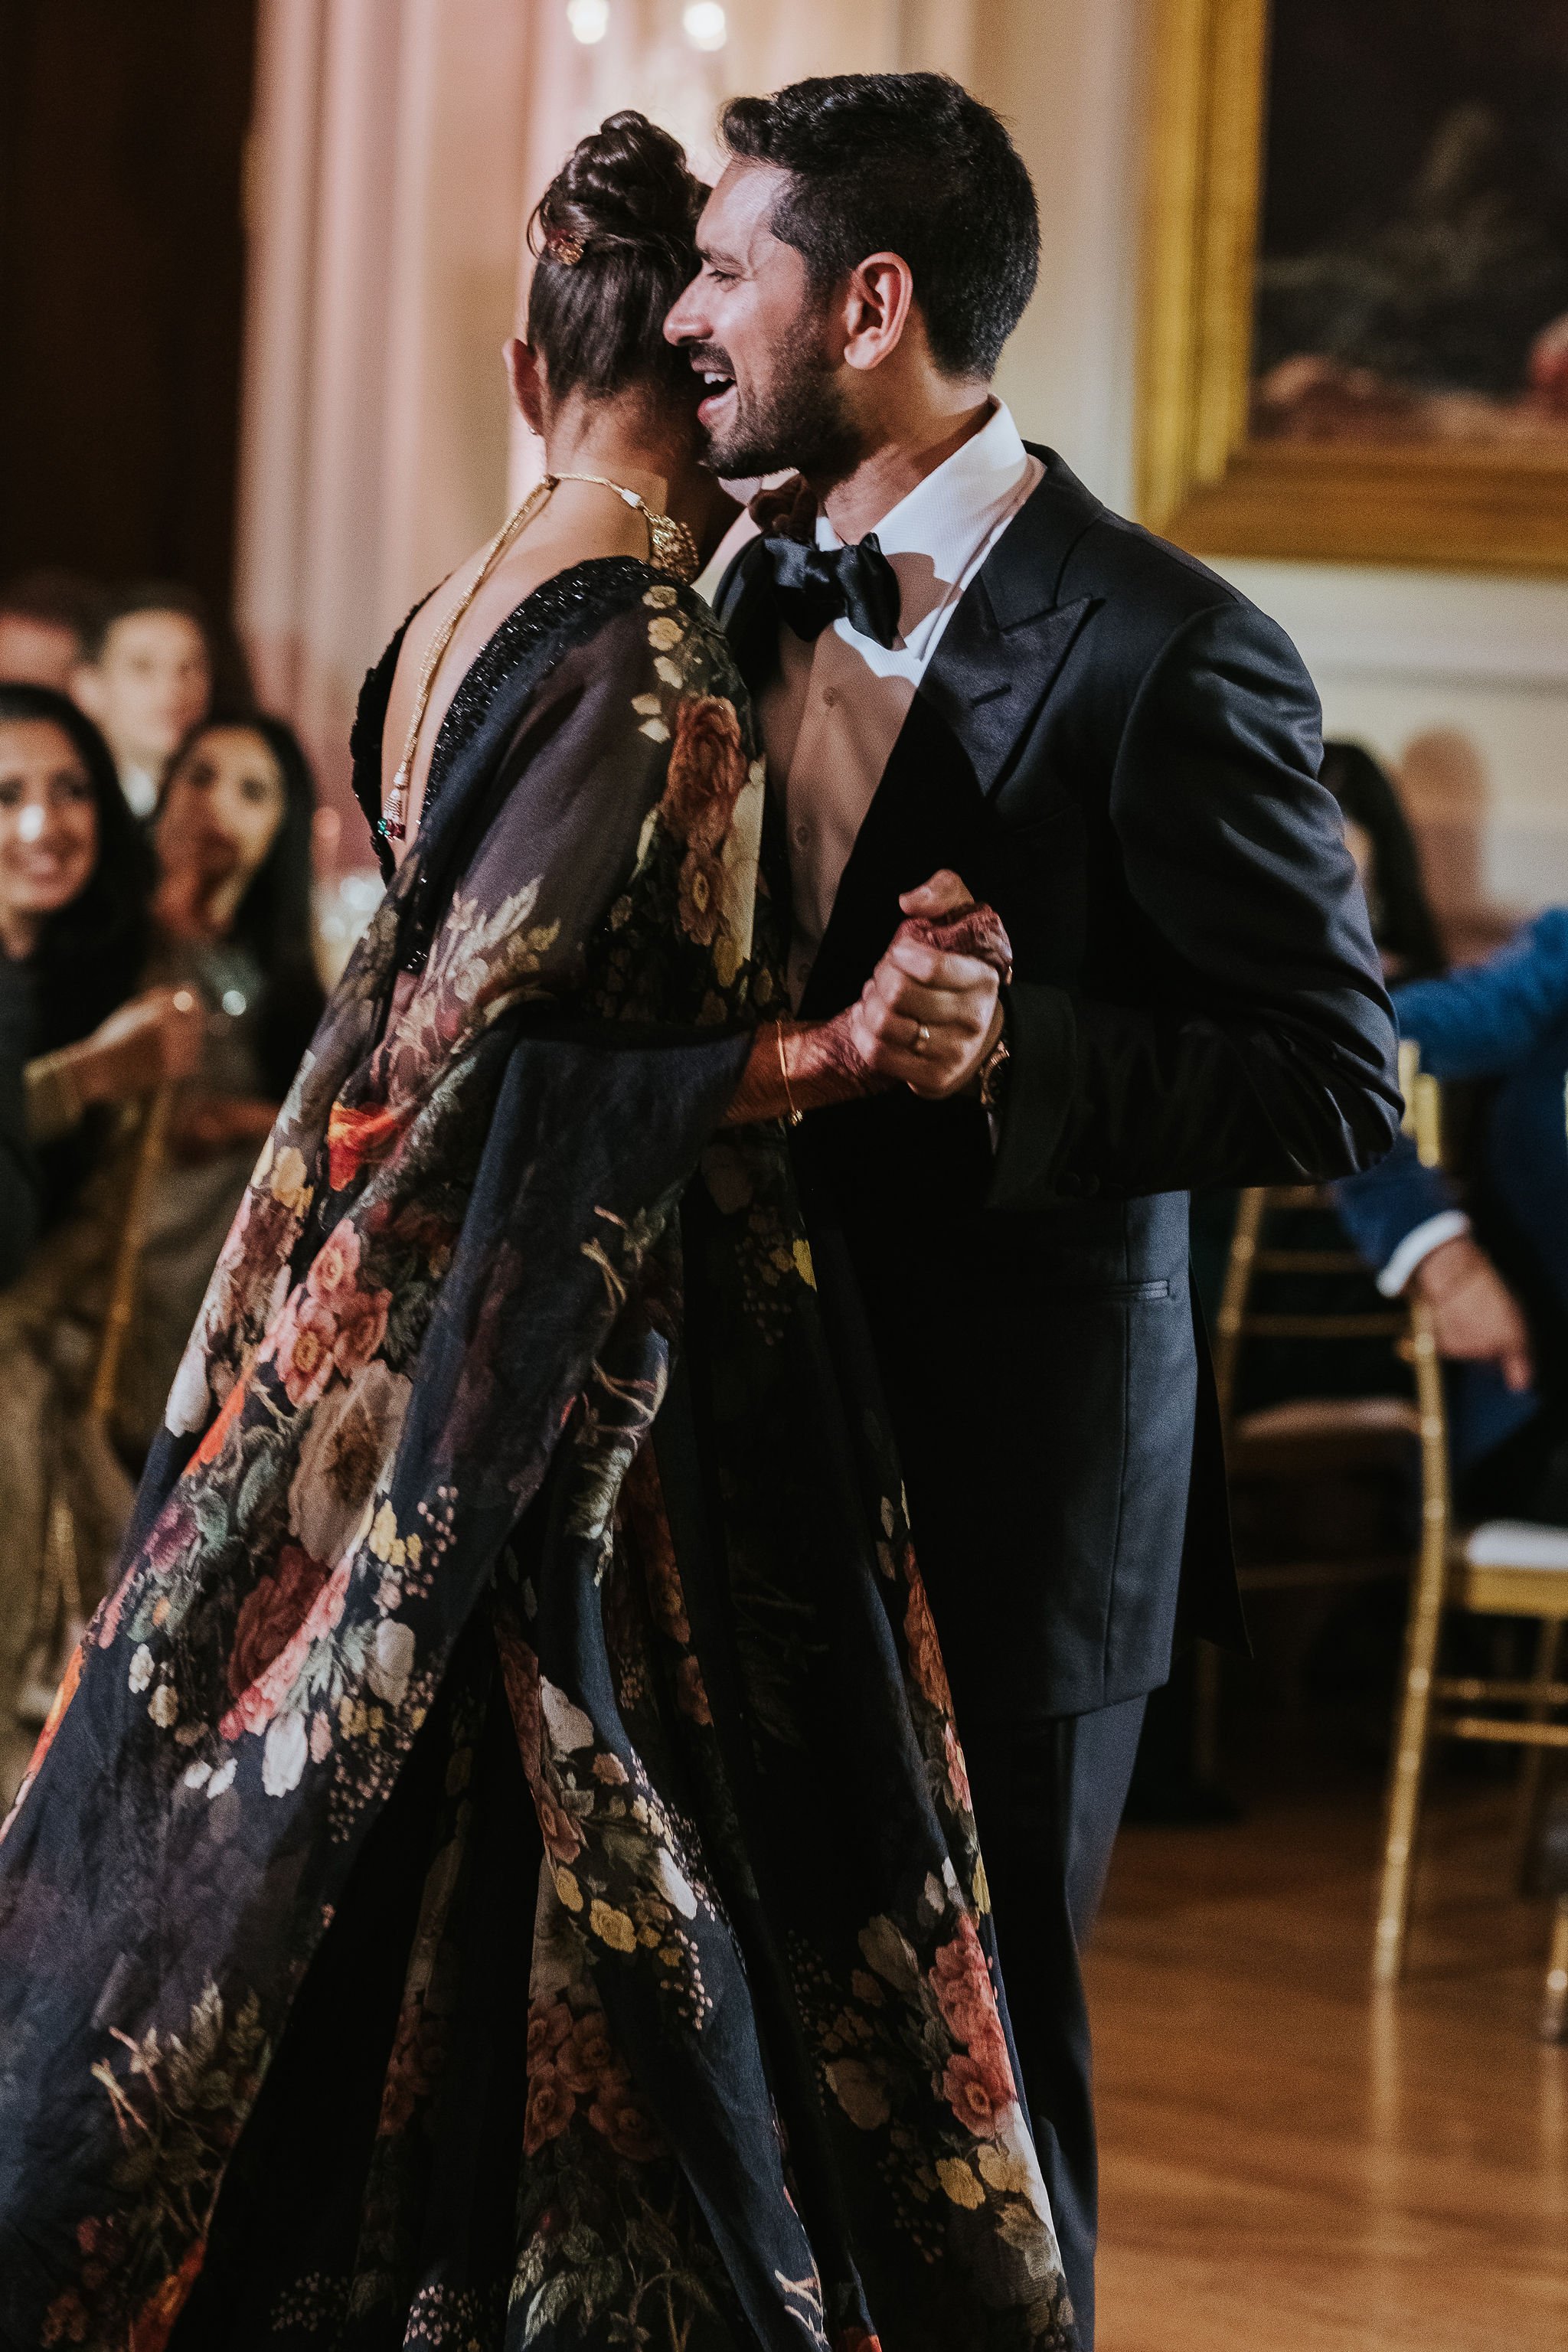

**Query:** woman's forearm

left=720, top=1014, right=883, bottom=1128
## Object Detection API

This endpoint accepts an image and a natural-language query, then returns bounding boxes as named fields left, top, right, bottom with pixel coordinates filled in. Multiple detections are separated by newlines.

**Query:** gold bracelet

left=776, top=1019, right=803, bottom=1128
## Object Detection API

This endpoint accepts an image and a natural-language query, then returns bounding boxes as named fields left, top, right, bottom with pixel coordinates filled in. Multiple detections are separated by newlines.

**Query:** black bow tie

left=761, top=530, right=902, bottom=650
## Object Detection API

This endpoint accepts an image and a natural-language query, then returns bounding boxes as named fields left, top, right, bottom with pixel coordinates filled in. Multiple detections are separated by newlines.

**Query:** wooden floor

left=1089, top=1782, right=1568, bottom=2350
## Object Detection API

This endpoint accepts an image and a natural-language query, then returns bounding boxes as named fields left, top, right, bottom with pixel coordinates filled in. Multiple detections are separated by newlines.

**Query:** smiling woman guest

left=119, top=713, right=325, bottom=1449
left=0, top=684, right=203, bottom=1790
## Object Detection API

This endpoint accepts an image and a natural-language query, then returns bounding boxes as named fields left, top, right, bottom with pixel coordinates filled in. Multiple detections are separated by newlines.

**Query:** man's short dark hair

left=0, top=567, right=102, bottom=651
left=84, top=580, right=215, bottom=666
left=720, top=74, right=1039, bottom=381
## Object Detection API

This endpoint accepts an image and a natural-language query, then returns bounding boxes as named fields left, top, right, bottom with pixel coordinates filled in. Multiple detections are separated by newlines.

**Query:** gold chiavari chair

left=1372, top=1062, right=1568, bottom=2037
left=15, top=1082, right=172, bottom=1726
left=1198, top=1045, right=1449, bottom=1787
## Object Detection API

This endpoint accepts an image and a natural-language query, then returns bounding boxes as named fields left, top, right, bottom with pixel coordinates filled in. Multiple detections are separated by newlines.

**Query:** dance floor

left=1090, top=1780, right=1568, bottom=2350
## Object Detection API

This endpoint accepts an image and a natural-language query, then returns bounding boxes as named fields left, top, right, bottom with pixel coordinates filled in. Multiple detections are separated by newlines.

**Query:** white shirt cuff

left=1377, top=1210, right=1471, bottom=1297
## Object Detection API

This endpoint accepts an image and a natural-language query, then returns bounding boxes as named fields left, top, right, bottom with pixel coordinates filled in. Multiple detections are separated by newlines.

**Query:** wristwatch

left=978, top=1010, right=1011, bottom=1113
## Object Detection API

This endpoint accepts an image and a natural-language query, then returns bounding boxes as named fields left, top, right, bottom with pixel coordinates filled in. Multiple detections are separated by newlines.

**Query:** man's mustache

left=687, top=345, right=735, bottom=382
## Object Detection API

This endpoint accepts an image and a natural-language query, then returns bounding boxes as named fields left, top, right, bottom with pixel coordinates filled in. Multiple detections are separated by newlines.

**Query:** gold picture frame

left=1138, top=0, right=1568, bottom=573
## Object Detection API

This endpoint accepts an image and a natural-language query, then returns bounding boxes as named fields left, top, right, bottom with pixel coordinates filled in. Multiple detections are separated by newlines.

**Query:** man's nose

left=663, top=281, right=703, bottom=345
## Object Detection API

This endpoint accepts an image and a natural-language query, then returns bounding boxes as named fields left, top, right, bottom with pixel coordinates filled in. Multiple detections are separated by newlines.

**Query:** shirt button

left=793, top=821, right=810, bottom=847
left=822, top=686, right=839, bottom=709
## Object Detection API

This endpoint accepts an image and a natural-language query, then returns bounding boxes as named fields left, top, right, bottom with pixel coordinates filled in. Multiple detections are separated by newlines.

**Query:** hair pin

left=548, top=233, right=585, bottom=266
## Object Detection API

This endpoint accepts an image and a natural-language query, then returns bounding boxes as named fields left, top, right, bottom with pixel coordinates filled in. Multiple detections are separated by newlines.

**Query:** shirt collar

left=815, top=400, right=1032, bottom=590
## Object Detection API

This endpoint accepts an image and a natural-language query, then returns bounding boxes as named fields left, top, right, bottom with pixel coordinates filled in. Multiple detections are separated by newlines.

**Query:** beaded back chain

left=383, top=472, right=699, bottom=842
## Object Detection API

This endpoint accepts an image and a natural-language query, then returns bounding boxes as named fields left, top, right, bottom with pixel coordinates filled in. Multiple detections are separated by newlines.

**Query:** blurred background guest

left=1321, top=739, right=1449, bottom=983
left=1337, top=905, right=1568, bottom=1524
left=119, top=711, right=323, bottom=1449
left=72, top=581, right=214, bottom=817
left=0, top=965, right=38, bottom=1288
left=0, top=570, right=101, bottom=694
left=0, top=686, right=201, bottom=1786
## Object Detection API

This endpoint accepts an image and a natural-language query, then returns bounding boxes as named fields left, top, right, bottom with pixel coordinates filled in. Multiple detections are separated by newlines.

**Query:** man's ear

left=841, top=253, right=916, bottom=374
left=505, top=337, right=547, bottom=436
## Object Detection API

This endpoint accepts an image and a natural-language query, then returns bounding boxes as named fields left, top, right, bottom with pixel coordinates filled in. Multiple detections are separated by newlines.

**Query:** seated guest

left=0, top=961, right=38, bottom=1286
left=117, top=713, right=325, bottom=1448
left=1335, top=909, right=1568, bottom=1516
left=0, top=570, right=100, bottom=694
left=72, top=581, right=214, bottom=817
left=0, top=687, right=201, bottom=1784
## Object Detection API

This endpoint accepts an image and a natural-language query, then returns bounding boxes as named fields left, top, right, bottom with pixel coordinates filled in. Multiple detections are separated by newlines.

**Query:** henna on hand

left=721, top=900, right=1011, bottom=1128
left=889, top=898, right=1013, bottom=982
left=720, top=1009, right=885, bottom=1129
left=853, top=890, right=1012, bottom=1099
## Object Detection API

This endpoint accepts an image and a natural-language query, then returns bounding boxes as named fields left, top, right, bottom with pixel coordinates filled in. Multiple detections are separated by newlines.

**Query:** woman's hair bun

left=526, top=113, right=707, bottom=406
left=534, top=110, right=704, bottom=263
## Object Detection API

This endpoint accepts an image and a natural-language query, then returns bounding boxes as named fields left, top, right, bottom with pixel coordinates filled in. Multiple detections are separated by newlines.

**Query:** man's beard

left=698, top=336, right=863, bottom=483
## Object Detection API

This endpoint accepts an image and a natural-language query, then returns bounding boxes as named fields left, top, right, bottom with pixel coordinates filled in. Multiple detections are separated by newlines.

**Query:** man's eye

left=705, top=266, right=736, bottom=285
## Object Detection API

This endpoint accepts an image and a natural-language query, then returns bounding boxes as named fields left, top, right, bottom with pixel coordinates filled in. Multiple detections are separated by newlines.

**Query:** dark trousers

left=805, top=1205, right=1149, bottom=2341
left=962, top=1694, right=1147, bottom=2351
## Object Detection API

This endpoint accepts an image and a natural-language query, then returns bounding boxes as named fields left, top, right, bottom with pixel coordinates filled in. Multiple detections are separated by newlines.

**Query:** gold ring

left=913, top=1023, right=930, bottom=1055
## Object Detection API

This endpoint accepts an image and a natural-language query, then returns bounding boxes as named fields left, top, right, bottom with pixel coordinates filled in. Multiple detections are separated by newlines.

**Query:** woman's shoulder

left=468, top=559, right=751, bottom=750
left=554, top=561, right=748, bottom=709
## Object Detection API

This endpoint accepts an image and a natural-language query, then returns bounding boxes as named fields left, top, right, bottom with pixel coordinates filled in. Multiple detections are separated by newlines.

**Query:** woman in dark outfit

left=120, top=712, right=324, bottom=1451
left=0, top=119, right=1075, bottom=2352
left=0, top=687, right=201, bottom=1788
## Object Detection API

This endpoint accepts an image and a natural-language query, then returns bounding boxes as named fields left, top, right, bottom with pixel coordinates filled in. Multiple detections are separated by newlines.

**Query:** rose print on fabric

left=0, top=568, right=1074, bottom=2352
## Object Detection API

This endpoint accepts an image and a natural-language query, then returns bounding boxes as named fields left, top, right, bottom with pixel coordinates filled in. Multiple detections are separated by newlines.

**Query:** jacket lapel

left=712, top=535, right=779, bottom=701
left=800, top=452, right=1102, bottom=1017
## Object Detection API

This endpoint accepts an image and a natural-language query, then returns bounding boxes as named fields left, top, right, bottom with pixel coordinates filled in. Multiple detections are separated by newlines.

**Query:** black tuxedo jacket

left=716, top=449, right=1400, bottom=1727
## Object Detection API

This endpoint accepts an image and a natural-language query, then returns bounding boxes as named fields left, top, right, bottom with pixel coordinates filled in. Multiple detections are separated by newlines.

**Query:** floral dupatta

left=0, top=560, right=1074, bottom=2352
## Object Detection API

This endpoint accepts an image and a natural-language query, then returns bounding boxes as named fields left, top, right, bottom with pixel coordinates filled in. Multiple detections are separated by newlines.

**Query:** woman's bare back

left=379, top=482, right=659, bottom=861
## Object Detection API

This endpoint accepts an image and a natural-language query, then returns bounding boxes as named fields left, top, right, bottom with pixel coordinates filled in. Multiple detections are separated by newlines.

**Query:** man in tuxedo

left=668, top=72, right=1400, bottom=2340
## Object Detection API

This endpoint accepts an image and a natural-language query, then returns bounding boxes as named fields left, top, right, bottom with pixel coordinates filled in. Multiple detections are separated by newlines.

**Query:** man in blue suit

left=1336, top=910, right=1568, bottom=1508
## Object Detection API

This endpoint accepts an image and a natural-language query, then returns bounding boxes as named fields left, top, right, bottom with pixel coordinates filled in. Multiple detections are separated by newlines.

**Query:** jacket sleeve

left=1392, top=909, right=1568, bottom=1081
left=990, top=598, right=1401, bottom=1209
left=1331, top=1132, right=1460, bottom=1281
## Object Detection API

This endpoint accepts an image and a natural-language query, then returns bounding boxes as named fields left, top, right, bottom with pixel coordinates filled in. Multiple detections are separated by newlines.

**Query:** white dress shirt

left=756, top=400, right=1042, bottom=1008
left=121, top=763, right=159, bottom=819
left=1376, top=1208, right=1472, bottom=1297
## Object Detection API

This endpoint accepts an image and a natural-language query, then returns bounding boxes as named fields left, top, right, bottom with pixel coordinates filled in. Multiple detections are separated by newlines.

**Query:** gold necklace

left=552, top=471, right=700, bottom=587
left=384, top=471, right=699, bottom=842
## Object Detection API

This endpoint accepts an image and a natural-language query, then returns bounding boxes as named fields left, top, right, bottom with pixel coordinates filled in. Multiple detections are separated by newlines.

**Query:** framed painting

left=1139, top=0, right=1568, bottom=570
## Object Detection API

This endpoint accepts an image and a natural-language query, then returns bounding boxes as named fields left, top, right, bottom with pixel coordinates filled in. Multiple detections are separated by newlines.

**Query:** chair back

left=15, top=1083, right=172, bottom=1729
left=88, top=1080, right=173, bottom=1425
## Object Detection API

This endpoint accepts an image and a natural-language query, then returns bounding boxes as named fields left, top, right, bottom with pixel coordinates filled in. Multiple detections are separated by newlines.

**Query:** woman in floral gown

left=0, top=116, right=1073, bottom=2352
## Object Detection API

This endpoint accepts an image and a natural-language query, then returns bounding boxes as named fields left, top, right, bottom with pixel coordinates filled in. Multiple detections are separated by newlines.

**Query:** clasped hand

left=849, top=869, right=1008, bottom=1100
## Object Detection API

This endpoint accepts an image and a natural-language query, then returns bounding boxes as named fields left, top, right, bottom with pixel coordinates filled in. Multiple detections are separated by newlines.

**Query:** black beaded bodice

left=349, top=557, right=671, bottom=882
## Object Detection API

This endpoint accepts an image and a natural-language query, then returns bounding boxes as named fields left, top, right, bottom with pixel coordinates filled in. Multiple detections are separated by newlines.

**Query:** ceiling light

left=682, top=2, right=727, bottom=52
left=567, top=0, right=609, bottom=43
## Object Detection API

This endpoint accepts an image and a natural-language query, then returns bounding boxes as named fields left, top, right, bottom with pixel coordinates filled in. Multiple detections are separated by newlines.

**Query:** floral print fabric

left=0, top=560, right=1073, bottom=2351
